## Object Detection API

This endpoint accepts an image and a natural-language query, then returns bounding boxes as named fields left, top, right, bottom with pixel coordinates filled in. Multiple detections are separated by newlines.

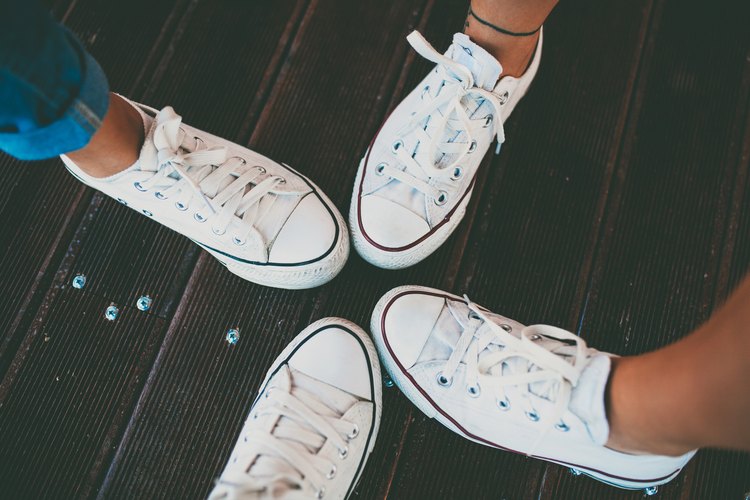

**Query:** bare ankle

left=66, top=93, right=144, bottom=178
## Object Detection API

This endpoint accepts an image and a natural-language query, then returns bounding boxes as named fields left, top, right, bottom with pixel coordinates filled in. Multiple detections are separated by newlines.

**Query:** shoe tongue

left=449, top=33, right=502, bottom=91
left=568, top=354, right=612, bottom=445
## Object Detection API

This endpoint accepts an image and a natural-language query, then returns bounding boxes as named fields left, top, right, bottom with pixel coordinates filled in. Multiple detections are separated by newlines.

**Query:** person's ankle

left=464, top=22, right=538, bottom=79
left=66, top=93, right=144, bottom=179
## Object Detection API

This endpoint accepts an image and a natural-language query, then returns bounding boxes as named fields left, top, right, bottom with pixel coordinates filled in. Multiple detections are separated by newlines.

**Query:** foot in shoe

left=208, top=318, right=382, bottom=500
left=62, top=97, right=349, bottom=290
left=350, top=30, right=542, bottom=270
left=370, top=286, right=696, bottom=490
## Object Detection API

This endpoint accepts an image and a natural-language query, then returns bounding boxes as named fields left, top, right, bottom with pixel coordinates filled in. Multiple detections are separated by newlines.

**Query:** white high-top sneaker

left=62, top=99, right=349, bottom=289
left=350, top=30, right=541, bottom=269
left=208, top=318, right=382, bottom=500
left=371, top=286, right=696, bottom=491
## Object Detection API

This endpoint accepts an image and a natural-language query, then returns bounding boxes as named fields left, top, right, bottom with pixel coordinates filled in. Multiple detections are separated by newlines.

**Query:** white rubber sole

left=349, top=155, right=470, bottom=270
left=256, top=318, right=383, bottom=499
left=370, top=285, right=687, bottom=491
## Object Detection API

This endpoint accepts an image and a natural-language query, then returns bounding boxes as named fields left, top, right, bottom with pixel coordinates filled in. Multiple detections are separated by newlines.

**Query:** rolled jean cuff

left=0, top=34, right=109, bottom=160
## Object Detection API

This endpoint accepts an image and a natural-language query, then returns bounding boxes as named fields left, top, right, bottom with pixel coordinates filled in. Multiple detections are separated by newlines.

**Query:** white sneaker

left=350, top=30, right=541, bottom=269
left=62, top=98, right=349, bottom=289
left=371, top=286, right=696, bottom=491
left=208, top=318, right=382, bottom=500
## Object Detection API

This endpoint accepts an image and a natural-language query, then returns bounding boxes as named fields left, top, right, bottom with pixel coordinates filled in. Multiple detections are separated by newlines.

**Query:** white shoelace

left=379, top=32, right=506, bottom=202
left=439, top=297, right=590, bottom=454
left=218, top=370, right=358, bottom=499
left=136, top=106, right=285, bottom=247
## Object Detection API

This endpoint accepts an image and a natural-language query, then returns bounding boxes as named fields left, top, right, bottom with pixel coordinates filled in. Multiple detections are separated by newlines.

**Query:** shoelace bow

left=218, top=378, right=358, bottom=499
left=379, top=32, right=506, bottom=203
left=439, top=296, right=590, bottom=454
left=137, top=106, right=285, bottom=246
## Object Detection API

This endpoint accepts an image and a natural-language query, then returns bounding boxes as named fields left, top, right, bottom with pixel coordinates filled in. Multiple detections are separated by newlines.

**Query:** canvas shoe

left=208, top=318, right=382, bottom=500
left=350, top=30, right=541, bottom=269
left=62, top=98, right=348, bottom=289
left=371, top=286, right=696, bottom=491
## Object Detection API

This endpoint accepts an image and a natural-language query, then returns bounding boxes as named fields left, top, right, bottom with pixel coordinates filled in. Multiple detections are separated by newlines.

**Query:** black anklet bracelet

left=466, top=7, right=541, bottom=37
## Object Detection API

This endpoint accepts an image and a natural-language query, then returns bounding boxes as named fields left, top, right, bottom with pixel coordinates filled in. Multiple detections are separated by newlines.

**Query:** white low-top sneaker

left=371, top=286, right=696, bottom=491
left=208, top=318, right=382, bottom=500
left=62, top=98, right=348, bottom=289
left=350, top=30, right=541, bottom=269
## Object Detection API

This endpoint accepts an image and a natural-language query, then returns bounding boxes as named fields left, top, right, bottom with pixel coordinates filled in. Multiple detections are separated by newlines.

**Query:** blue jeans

left=0, top=0, right=109, bottom=160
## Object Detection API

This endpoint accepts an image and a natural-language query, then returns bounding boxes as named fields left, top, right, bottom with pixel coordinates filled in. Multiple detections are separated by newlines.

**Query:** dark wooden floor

left=1, top=0, right=750, bottom=498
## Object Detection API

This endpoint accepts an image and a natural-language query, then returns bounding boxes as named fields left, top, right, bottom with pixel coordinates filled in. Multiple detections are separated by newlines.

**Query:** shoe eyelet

left=256, top=166, right=266, bottom=174
left=500, top=324, right=513, bottom=333
left=497, top=397, right=511, bottom=411
left=347, top=425, right=359, bottom=440
left=468, top=140, right=477, bottom=153
left=155, top=191, right=168, bottom=200
left=498, top=90, right=509, bottom=105
left=526, top=410, right=540, bottom=422
left=338, top=446, right=348, bottom=459
left=555, top=421, right=570, bottom=432
left=451, top=166, right=463, bottom=180
left=116, top=198, right=128, bottom=206
left=375, top=163, right=387, bottom=176
left=212, top=226, right=226, bottom=236
left=421, top=85, right=431, bottom=99
left=133, top=181, right=148, bottom=192
left=239, top=158, right=247, bottom=165
left=277, top=177, right=286, bottom=184
left=483, top=115, right=493, bottom=128
left=175, top=201, right=188, bottom=211
left=436, top=373, right=453, bottom=387
left=142, top=210, right=153, bottom=217
left=466, top=383, right=481, bottom=397
left=326, top=465, right=337, bottom=479
left=315, top=487, right=325, bottom=499
left=529, top=334, right=541, bottom=341
left=194, top=213, right=206, bottom=223
left=468, top=310, right=481, bottom=320
left=391, top=140, right=404, bottom=154
left=434, top=191, right=448, bottom=206
left=232, top=236, right=246, bottom=246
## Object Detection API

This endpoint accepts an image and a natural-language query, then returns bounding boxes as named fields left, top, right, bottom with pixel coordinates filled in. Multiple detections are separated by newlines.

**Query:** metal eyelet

left=133, top=181, right=147, bottom=192
left=375, top=163, right=387, bottom=176
left=155, top=191, right=168, bottom=200
left=232, top=236, right=246, bottom=246
left=142, top=210, right=153, bottom=217
left=326, top=465, right=337, bottom=479
left=212, top=226, right=226, bottom=236
left=555, top=421, right=570, bottom=432
left=451, top=166, right=463, bottom=180
left=277, top=177, right=287, bottom=184
left=483, top=115, right=493, bottom=128
left=175, top=201, right=187, bottom=211
left=500, top=324, right=512, bottom=333
left=436, top=373, right=453, bottom=387
left=315, top=487, right=325, bottom=499
left=347, top=425, right=359, bottom=440
left=529, top=334, right=541, bottom=341
left=434, top=191, right=448, bottom=206
left=116, top=198, right=128, bottom=206
left=468, top=310, right=481, bottom=320
left=194, top=213, right=206, bottom=223
left=391, top=140, right=404, bottom=153
left=466, top=383, right=481, bottom=397
left=497, top=397, right=511, bottom=411
left=238, top=157, right=247, bottom=165
left=256, top=166, right=266, bottom=174
left=468, top=140, right=477, bottom=153
left=498, top=90, right=509, bottom=105
left=338, top=446, right=348, bottom=459
left=526, top=410, right=540, bottom=422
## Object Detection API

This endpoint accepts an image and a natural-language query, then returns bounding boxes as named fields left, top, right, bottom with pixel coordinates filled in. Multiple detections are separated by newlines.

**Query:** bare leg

left=464, top=0, right=559, bottom=78
left=606, top=274, right=750, bottom=455
left=65, top=93, right=144, bottom=178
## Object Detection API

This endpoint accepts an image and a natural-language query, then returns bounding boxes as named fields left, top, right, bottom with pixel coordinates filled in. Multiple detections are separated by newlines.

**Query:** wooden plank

left=550, top=0, right=750, bottom=497
left=386, top=0, right=657, bottom=497
left=0, top=0, right=308, bottom=497
left=98, top=1, right=433, bottom=497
